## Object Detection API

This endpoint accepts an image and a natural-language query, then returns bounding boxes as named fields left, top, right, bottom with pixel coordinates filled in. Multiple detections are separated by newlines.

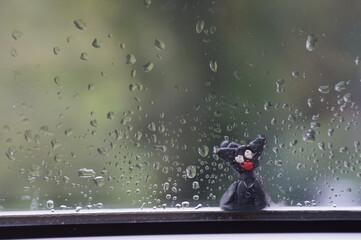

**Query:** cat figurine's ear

left=248, top=135, right=266, bottom=158
left=214, top=147, right=236, bottom=162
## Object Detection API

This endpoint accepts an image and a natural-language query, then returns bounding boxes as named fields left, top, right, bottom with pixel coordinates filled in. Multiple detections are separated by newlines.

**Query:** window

left=1, top=0, right=361, bottom=238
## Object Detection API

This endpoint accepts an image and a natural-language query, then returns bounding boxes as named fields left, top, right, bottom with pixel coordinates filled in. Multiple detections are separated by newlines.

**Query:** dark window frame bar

left=0, top=208, right=361, bottom=238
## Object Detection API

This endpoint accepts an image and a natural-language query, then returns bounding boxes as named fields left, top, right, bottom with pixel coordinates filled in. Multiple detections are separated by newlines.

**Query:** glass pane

left=0, top=0, right=360, bottom=212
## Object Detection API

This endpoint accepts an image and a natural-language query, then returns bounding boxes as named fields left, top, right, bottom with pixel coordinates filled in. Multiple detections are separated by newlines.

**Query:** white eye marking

left=235, top=155, right=244, bottom=163
left=244, top=150, right=253, bottom=159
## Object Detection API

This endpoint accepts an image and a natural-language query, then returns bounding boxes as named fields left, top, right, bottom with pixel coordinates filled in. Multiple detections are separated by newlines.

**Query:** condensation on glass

left=0, top=0, right=360, bottom=212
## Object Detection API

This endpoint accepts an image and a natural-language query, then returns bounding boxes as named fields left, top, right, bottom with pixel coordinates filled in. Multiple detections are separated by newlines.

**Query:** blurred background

left=0, top=0, right=361, bottom=211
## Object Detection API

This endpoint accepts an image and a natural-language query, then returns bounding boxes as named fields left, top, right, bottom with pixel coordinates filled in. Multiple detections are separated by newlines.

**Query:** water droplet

left=12, top=30, right=22, bottom=40
left=88, top=84, right=94, bottom=91
left=291, top=71, right=299, bottom=78
left=192, top=181, right=200, bottom=189
left=51, top=139, right=62, bottom=150
left=302, top=129, right=315, bottom=142
left=107, top=111, right=114, bottom=120
left=307, top=98, right=314, bottom=108
left=131, top=69, right=136, bottom=78
left=10, top=48, right=17, bottom=57
left=306, top=34, right=317, bottom=51
left=182, top=201, right=190, bottom=207
left=196, top=20, right=205, bottom=33
left=318, top=85, right=331, bottom=94
left=53, top=76, right=61, bottom=87
left=126, top=54, right=136, bottom=65
left=355, top=56, right=360, bottom=65
left=92, top=38, right=102, bottom=48
left=144, top=0, right=151, bottom=7
left=335, top=81, right=347, bottom=92
left=80, top=52, right=88, bottom=61
left=64, top=128, right=73, bottom=136
left=198, top=145, right=209, bottom=157
left=73, top=19, right=86, bottom=31
left=154, top=39, right=165, bottom=51
left=154, top=145, right=167, bottom=152
left=310, top=122, right=320, bottom=129
left=343, top=93, right=352, bottom=102
left=264, top=101, right=271, bottom=111
left=97, top=147, right=109, bottom=156
left=46, top=200, right=54, bottom=209
left=78, top=168, right=96, bottom=178
left=75, top=206, right=82, bottom=212
left=339, top=146, right=347, bottom=153
left=143, top=62, right=154, bottom=72
left=67, top=35, right=73, bottom=43
left=53, top=47, right=60, bottom=55
left=93, top=176, right=104, bottom=187
left=276, top=79, right=285, bottom=93
left=5, top=147, right=16, bottom=160
left=275, top=159, right=283, bottom=166
left=90, top=119, right=98, bottom=128
left=148, top=122, right=156, bottom=131
left=209, top=60, right=218, bottom=72
left=163, top=182, right=169, bottom=191
left=134, top=131, right=142, bottom=141
left=24, top=130, right=33, bottom=142
left=195, top=204, right=202, bottom=209
left=186, top=165, right=197, bottom=178
left=193, top=195, right=199, bottom=201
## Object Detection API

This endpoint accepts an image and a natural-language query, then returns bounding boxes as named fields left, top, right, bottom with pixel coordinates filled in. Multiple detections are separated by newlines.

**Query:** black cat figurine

left=214, top=135, right=267, bottom=211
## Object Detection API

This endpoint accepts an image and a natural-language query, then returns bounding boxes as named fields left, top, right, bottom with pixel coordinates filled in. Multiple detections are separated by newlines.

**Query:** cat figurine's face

left=234, top=146, right=254, bottom=171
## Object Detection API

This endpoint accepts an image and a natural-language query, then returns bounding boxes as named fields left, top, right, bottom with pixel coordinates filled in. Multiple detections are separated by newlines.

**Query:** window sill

left=0, top=207, right=361, bottom=238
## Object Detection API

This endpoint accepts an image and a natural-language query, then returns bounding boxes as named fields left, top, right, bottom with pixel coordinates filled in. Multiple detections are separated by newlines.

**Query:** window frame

left=1, top=208, right=361, bottom=238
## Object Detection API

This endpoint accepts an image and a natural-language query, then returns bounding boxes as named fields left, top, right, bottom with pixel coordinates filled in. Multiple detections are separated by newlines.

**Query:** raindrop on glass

left=73, top=19, right=86, bottom=31
left=196, top=20, right=205, bottom=33
left=209, top=60, right=218, bottom=72
left=143, top=62, right=154, bottom=72
left=307, top=98, right=314, bottom=108
left=334, top=81, right=347, bottom=92
left=78, top=168, right=96, bottom=178
left=80, top=52, right=88, bottom=61
left=276, top=79, right=285, bottom=93
left=144, top=0, right=151, bottom=7
left=302, top=129, right=315, bottom=142
left=107, top=111, right=115, bottom=120
left=306, top=34, right=317, bottom=51
left=186, top=165, right=197, bottom=178
left=53, top=47, right=60, bottom=55
left=93, top=176, right=105, bottom=187
left=126, top=54, right=136, bottom=65
left=343, top=93, right=352, bottom=102
left=10, top=48, right=17, bottom=57
left=5, top=147, right=16, bottom=160
left=355, top=56, right=360, bottom=65
left=318, top=85, right=330, bottom=94
left=198, top=145, right=209, bottom=157
left=154, top=39, right=165, bottom=51
left=12, top=30, right=22, bottom=40
left=46, top=200, right=54, bottom=209
left=54, top=76, right=61, bottom=87
left=192, top=181, right=200, bottom=189
left=92, top=38, right=102, bottom=48
left=182, top=201, right=190, bottom=207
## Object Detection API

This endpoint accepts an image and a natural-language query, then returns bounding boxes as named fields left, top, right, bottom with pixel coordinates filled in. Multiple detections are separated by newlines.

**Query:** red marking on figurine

left=241, top=161, right=253, bottom=171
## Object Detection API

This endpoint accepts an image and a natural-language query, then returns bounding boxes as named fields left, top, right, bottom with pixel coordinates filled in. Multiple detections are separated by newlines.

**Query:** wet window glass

left=0, top=0, right=360, bottom=212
